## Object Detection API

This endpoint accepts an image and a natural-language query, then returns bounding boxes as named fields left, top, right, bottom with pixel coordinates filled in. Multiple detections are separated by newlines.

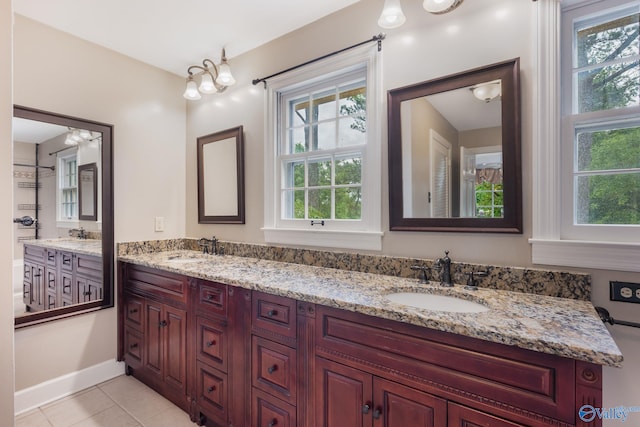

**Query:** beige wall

left=0, top=0, right=15, bottom=423
left=184, top=0, right=639, bottom=415
left=12, top=15, right=186, bottom=391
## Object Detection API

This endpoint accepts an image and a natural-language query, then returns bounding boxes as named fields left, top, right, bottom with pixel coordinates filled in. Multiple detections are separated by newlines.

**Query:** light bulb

left=183, top=77, right=201, bottom=100
left=199, top=71, right=217, bottom=94
left=423, top=0, right=462, bottom=14
left=217, top=63, right=236, bottom=86
left=378, top=0, right=406, bottom=29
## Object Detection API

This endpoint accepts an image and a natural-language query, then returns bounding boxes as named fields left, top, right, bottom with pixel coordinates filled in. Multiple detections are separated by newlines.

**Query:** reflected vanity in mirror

left=388, top=58, right=522, bottom=232
left=12, top=105, right=113, bottom=327
left=197, top=125, right=245, bottom=224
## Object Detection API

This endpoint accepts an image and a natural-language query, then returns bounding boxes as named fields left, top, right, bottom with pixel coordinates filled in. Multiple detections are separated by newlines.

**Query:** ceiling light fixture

left=470, top=80, right=502, bottom=103
left=378, top=0, right=463, bottom=29
left=64, top=127, right=99, bottom=146
left=183, top=48, right=236, bottom=100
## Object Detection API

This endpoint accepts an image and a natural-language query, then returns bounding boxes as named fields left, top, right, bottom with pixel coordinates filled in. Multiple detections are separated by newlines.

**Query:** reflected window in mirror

left=388, top=58, right=521, bottom=233
left=13, top=106, right=113, bottom=327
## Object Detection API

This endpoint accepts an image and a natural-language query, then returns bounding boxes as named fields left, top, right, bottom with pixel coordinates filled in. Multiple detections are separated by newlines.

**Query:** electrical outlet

left=610, top=281, right=640, bottom=304
left=154, top=216, right=165, bottom=232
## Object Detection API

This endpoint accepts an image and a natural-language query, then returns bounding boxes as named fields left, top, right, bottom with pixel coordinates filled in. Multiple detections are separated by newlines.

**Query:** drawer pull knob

left=84, top=291, right=92, bottom=296
left=267, top=365, right=278, bottom=374
left=130, top=343, right=138, bottom=349
left=206, top=294, right=214, bottom=301
left=267, top=420, right=278, bottom=427
left=267, top=309, right=277, bottom=317
left=206, top=340, right=216, bottom=348
left=362, top=404, right=371, bottom=414
left=159, top=320, right=168, bottom=327
left=372, top=408, right=382, bottom=419
left=129, top=308, right=138, bottom=314
left=207, top=386, right=216, bottom=393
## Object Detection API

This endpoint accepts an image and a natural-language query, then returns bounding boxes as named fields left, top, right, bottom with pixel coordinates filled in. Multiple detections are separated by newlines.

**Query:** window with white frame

left=263, top=45, right=382, bottom=250
left=58, top=152, right=78, bottom=221
left=531, top=0, right=640, bottom=272
left=562, top=0, right=640, bottom=242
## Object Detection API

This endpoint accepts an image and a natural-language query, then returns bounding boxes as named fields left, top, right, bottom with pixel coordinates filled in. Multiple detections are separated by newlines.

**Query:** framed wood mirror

left=13, top=105, right=113, bottom=327
left=78, top=163, right=98, bottom=221
left=388, top=58, right=522, bottom=233
left=197, top=125, right=245, bottom=224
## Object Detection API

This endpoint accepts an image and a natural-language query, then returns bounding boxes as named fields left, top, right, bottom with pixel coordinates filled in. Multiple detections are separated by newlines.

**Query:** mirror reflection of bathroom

left=401, top=79, right=502, bottom=219
left=12, top=117, right=103, bottom=317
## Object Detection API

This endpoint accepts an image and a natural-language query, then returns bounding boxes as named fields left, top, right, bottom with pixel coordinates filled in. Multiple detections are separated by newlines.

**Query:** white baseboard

left=14, top=359, right=125, bottom=415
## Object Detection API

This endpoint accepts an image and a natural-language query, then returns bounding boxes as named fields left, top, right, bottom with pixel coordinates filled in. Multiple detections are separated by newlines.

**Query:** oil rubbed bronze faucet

left=435, top=250, right=453, bottom=287
left=198, top=236, right=219, bottom=255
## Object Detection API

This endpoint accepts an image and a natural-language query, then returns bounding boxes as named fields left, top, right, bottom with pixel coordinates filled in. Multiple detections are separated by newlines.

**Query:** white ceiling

left=13, top=0, right=360, bottom=77
left=13, top=117, right=67, bottom=144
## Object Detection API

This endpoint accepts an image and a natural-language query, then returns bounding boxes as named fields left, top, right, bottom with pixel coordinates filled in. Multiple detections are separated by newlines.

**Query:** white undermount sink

left=385, top=292, right=489, bottom=313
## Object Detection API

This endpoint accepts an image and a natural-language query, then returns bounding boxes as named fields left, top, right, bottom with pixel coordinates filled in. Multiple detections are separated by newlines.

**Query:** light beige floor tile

left=140, top=405, right=197, bottom=427
left=40, top=387, right=115, bottom=427
left=15, top=408, right=53, bottom=427
left=69, top=405, right=140, bottom=427
left=99, top=376, right=173, bottom=423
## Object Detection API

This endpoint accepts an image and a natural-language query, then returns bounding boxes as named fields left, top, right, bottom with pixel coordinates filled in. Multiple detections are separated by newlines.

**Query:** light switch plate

left=154, top=216, right=165, bottom=232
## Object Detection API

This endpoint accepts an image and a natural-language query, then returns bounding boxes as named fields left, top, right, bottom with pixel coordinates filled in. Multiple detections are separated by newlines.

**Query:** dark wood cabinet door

left=448, top=402, right=528, bottom=427
left=164, top=305, right=187, bottom=392
left=373, top=377, right=446, bottom=427
left=144, top=300, right=163, bottom=379
left=316, top=357, right=373, bottom=427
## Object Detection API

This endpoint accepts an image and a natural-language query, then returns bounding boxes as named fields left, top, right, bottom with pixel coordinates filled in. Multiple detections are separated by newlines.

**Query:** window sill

left=263, top=228, right=383, bottom=251
left=530, top=238, right=640, bottom=272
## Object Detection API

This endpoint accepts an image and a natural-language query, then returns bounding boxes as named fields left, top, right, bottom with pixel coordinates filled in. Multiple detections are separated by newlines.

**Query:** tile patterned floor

left=15, top=375, right=198, bottom=427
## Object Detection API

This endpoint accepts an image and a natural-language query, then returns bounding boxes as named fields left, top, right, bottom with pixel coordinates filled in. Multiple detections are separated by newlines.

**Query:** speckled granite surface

left=118, top=246, right=622, bottom=367
left=25, top=238, right=102, bottom=256
left=118, top=239, right=592, bottom=300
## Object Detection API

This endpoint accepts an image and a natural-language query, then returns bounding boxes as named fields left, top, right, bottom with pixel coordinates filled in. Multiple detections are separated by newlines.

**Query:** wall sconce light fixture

left=183, top=48, right=236, bottom=100
left=65, top=128, right=99, bottom=146
left=470, top=80, right=502, bottom=103
left=378, top=0, right=464, bottom=29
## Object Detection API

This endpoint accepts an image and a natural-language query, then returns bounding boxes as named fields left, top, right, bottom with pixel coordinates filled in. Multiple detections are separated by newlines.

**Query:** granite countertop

left=24, top=238, right=102, bottom=257
left=119, top=249, right=623, bottom=367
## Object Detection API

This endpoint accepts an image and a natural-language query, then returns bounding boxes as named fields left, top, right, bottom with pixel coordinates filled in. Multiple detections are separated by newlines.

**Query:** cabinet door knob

left=207, top=386, right=216, bottom=393
left=267, top=309, right=277, bottom=317
left=159, top=320, right=168, bottom=327
left=372, top=408, right=382, bottom=419
left=206, top=340, right=216, bottom=348
left=362, top=404, right=371, bottom=414
left=267, top=365, right=278, bottom=374
left=130, top=343, right=138, bottom=349
left=267, top=419, right=278, bottom=427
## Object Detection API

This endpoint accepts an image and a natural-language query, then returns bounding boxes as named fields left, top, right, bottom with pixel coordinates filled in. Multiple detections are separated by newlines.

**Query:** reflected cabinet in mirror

left=197, top=126, right=245, bottom=224
left=13, top=105, right=114, bottom=327
left=388, top=58, right=522, bottom=233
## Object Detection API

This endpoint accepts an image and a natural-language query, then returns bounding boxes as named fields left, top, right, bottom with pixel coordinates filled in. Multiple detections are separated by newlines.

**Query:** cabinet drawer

left=448, top=402, right=527, bottom=427
left=252, top=336, right=297, bottom=406
left=46, top=249, right=57, bottom=266
left=60, top=251, right=74, bottom=272
left=24, top=244, right=45, bottom=262
left=197, top=316, right=228, bottom=372
left=124, top=294, right=144, bottom=330
left=124, top=264, right=188, bottom=304
left=196, top=280, right=227, bottom=318
left=124, top=327, right=143, bottom=369
left=75, top=253, right=102, bottom=279
left=252, top=291, right=297, bottom=343
left=252, top=388, right=297, bottom=427
left=196, top=361, right=228, bottom=426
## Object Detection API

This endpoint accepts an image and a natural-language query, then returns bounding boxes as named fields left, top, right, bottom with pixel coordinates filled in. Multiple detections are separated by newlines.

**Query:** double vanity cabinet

left=117, top=254, right=617, bottom=427
left=23, top=241, right=102, bottom=312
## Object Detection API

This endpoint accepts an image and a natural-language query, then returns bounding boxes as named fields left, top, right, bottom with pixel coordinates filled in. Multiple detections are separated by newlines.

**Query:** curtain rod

left=252, top=33, right=386, bottom=88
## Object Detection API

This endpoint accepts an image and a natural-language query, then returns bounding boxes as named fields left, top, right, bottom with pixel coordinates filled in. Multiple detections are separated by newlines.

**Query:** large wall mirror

left=197, top=126, right=245, bottom=224
left=13, top=105, right=113, bottom=327
left=388, top=58, right=522, bottom=233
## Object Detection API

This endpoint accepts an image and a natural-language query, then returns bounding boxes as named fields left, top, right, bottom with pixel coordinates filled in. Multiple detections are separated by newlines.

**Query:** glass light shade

left=378, top=0, right=406, bottom=29
left=216, top=63, right=236, bottom=86
left=64, top=134, right=78, bottom=146
left=199, top=71, right=217, bottom=94
left=472, top=82, right=501, bottom=102
left=183, top=78, right=201, bottom=100
left=423, top=0, right=462, bottom=14
left=78, top=129, right=92, bottom=140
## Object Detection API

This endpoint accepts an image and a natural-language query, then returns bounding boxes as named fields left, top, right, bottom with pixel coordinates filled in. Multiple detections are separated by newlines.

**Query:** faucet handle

left=464, top=271, right=488, bottom=290
left=410, top=265, right=430, bottom=284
